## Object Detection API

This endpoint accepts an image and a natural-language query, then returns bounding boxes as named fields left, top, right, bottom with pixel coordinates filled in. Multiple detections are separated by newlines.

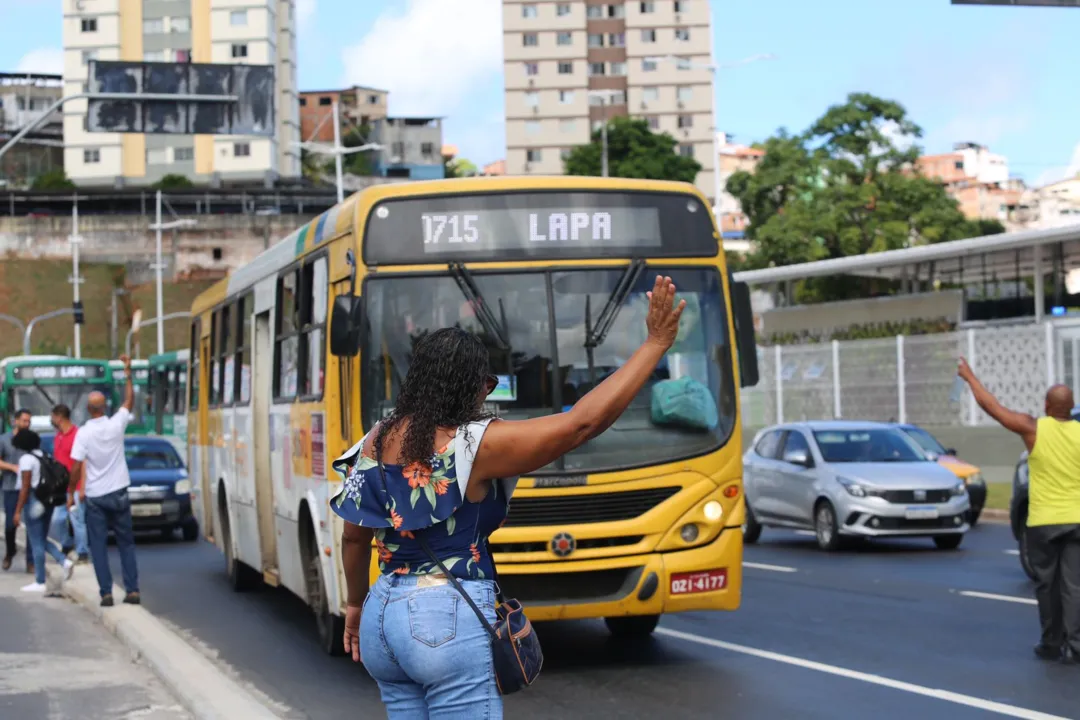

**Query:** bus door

left=252, top=309, right=277, bottom=570
left=198, top=334, right=214, bottom=539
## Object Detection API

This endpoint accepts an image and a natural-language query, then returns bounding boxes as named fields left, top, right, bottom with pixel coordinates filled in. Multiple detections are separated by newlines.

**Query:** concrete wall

left=761, top=290, right=965, bottom=339
left=742, top=424, right=1024, bottom=484
left=0, top=212, right=314, bottom=277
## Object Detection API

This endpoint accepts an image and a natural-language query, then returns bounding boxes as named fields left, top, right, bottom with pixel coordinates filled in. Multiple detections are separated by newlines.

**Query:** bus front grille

left=500, top=566, right=644, bottom=605
left=504, top=487, right=681, bottom=527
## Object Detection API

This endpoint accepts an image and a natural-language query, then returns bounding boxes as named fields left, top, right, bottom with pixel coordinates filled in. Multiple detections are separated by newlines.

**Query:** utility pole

left=332, top=100, right=344, bottom=204
left=148, top=195, right=196, bottom=355
left=69, top=198, right=83, bottom=358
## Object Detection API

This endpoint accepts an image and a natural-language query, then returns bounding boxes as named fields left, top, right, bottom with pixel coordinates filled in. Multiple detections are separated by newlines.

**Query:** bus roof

left=190, top=176, right=709, bottom=317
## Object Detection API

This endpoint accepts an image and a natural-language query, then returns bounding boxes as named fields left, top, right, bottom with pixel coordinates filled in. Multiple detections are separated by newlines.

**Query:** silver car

left=742, top=421, right=971, bottom=551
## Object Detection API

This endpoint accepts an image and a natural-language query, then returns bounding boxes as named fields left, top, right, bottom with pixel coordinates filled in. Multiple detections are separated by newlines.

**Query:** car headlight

left=950, top=482, right=967, bottom=497
left=837, top=477, right=868, bottom=497
left=965, top=472, right=984, bottom=485
left=1016, top=462, right=1029, bottom=486
left=174, top=479, right=192, bottom=495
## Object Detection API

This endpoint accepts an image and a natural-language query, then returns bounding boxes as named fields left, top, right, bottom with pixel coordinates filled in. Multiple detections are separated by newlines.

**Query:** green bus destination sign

left=363, top=191, right=718, bottom=264
left=12, top=364, right=107, bottom=380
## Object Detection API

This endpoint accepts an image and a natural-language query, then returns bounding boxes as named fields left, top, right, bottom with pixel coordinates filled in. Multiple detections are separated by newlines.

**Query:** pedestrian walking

left=10, top=429, right=75, bottom=593
left=1, top=409, right=33, bottom=573
left=51, top=404, right=88, bottom=564
left=69, top=355, right=140, bottom=607
left=958, top=358, right=1080, bottom=665
left=334, top=276, right=686, bottom=717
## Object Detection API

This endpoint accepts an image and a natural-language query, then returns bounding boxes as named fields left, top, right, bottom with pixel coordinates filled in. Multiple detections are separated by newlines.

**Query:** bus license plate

left=132, top=503, right=162, bottom=518
left=905, top=507, right=939, bottom=520
left=670, top=569, right=727, bottom=595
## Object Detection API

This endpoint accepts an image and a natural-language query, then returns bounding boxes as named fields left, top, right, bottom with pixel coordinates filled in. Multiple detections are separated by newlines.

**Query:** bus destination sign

left=12, top=364, right=106, bottom=380
left=363, top=190, right=718, bottom=264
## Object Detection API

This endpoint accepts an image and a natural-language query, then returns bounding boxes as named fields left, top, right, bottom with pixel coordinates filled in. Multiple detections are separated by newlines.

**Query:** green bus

left=109, top=359, right=152, bottom=434
left=0, top=355, right=113, bottom=433
left=147, top=349, right=188, bottom=442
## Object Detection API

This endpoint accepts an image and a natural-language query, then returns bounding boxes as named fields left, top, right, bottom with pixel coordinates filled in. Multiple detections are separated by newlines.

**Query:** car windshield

left=901, top=426, right=947, bottom=456
left=11, top=383, right=111, bottom=430
left=125, top=439, right=184, bottom=470
left=812, top=429, right=928, bottom=463
left=362, top=266, right=737, bottom=473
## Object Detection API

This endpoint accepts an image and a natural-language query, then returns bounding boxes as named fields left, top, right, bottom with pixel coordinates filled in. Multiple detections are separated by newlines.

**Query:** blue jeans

left=86, top=488, right=139, bottom=598
left=361, top=573, right=500, bottom=719
left=3, top=489, right=31, bottom=565
left=52, top=499, right=88, bottom=556
left=25, top=497, right=65, bottom=585
left=70, top=497, right=89, bottom=556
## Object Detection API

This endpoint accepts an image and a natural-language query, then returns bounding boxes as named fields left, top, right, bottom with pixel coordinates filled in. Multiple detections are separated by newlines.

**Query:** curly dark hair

left=374, top=327, right=493, bottom=468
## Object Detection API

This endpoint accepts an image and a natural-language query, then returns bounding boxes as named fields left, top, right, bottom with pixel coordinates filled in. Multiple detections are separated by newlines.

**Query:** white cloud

left=16, top=47, right=63, bottom=76
left=296, top=0, right=316, bottom=30
left=339, top=0, right=502, bottom=117
left=1034, top=141, right=1080, bottom=188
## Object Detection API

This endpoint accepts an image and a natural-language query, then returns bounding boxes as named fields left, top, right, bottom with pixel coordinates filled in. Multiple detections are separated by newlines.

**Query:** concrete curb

left=979, top=508, right=1010, bottom=524
left=7, top=516, right=281, bottom=720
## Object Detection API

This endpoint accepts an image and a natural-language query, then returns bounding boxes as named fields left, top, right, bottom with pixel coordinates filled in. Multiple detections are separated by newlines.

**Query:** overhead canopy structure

left=732, top=223, right=1080, bottom=321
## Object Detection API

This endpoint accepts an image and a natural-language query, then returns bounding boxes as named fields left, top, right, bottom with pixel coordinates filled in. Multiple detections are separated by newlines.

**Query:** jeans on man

left=1027, top=523, right=1080, bottom=657
left=85, top=488, right=139, bottom=598
left=25, top=497, right=65, bottom=585
left=69, top=497, right=89, bottom=556
left=3, top=489, right=31, bottom=566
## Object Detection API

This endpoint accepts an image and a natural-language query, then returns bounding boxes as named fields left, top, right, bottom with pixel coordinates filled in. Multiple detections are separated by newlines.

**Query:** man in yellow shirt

left=959, top=358, right=1080, bottom=666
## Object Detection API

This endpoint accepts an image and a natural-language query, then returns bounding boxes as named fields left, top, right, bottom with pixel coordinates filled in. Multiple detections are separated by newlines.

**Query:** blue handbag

left=417, top=535, right=543, bottom=694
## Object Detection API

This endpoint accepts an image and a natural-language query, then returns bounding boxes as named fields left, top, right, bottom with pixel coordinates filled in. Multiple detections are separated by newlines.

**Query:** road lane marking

left=1004, top=549, right=1020, bottom=556
left=655, top=628, right=1067, bottom=720
left=958, top=590, right=1037, bottom=606
left=743, top=562, right=797, bottom=573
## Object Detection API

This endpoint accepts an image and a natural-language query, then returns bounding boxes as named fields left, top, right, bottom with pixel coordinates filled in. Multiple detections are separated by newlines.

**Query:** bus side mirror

left=730, top=278, right=759, bottom=388
left=330, top=295, right=364, bottom=357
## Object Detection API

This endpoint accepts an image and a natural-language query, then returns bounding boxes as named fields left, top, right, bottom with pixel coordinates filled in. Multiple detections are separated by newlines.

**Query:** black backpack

left=32, top=450, right=70, bottom=508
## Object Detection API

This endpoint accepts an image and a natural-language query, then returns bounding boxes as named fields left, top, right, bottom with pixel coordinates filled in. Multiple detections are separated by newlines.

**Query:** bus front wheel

left=605, top=614, right=660, bottom=639
left=305, top=532, right=345, bottom=656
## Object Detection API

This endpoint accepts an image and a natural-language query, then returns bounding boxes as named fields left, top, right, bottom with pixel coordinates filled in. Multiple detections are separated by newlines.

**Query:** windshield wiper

left=584, top=259, right=646, bottom=385
left=448, top=262, right=511, bottom=352
left=32, top=381, right=56, bottom=407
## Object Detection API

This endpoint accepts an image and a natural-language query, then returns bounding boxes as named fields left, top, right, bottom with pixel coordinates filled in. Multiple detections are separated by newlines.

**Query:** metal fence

left=741, top=323, right=1056, bottom=428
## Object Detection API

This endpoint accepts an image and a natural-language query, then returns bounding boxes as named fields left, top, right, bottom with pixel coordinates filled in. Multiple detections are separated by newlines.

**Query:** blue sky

left=3, top=0, right=1078, bottom=184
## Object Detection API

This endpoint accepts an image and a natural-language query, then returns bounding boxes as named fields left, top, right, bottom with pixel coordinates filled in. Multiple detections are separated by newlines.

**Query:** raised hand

left=645, top=275, right=686, bottom=350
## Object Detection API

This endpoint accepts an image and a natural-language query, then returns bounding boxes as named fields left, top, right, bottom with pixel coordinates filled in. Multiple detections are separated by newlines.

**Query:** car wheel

left=182, top=521, right=199, bottom=542
left=1019, top=531, right=1038, bottom=582
left=605, top=614, right=660, bottom=639
left=742, top=502, right=763, bottom=544
left=814, top=500, right=841, bottom=551
left=932, top=534, right=963, bottom=550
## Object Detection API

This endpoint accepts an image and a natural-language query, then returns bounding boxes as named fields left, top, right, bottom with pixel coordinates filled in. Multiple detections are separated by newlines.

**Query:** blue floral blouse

left=330, top=419, right=518, bottom=581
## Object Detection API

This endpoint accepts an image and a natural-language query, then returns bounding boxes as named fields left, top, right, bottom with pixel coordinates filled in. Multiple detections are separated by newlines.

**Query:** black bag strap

left=373, top=449, right=499, bottom=642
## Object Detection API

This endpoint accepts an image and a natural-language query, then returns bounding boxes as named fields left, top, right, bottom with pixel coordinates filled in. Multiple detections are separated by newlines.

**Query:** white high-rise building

left=62, top=0, right=300, bottom=187
left=503, top=0, right=715, bottom=204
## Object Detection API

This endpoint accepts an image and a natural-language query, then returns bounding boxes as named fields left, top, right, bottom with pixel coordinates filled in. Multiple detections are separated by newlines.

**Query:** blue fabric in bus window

left=650, top=376, right=718, bottom=431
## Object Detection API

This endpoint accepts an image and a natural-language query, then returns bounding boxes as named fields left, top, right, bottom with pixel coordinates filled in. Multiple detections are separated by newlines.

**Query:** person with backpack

left=10, top=429, right=75, bottom=593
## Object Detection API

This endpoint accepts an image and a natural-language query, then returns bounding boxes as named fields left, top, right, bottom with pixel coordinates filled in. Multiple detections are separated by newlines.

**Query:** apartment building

left=503, top=0, right=716, bottom=203
left=62, top=0, right=300, bottom=188
left=917, top=142, right=1020, bottom=223
left=299, top=85, right=388, bottom=143
left=0, top=72, right=64, bottom=185
left=368, top=117, right=445, bottom=180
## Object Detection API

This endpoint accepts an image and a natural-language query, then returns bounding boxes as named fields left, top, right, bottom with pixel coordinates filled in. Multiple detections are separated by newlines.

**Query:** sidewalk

left=0, top=563, right=192, bottom=720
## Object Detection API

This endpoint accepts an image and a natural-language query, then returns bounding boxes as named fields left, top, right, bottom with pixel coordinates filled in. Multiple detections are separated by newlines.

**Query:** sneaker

left=123, top=592, right=141, bottom=605
left=2, top=555, right=11, bottom=571
left=100, top=594, right=114, bottom=607
left=77, top=554, right=89, bottom=565
left=63, top=558, right=75, bottom=580
left=1035, top=644, right=1063, bottom=661
left=21, top=582, right=46, bottom=593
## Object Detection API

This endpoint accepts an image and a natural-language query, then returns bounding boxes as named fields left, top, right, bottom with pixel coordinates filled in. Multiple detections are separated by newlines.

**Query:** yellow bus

left=187, top=176, right=759, bottom=654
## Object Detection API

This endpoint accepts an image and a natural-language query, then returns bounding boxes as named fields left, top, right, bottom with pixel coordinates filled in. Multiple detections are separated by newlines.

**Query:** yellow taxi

left=895, top=424, right=986, bottom=525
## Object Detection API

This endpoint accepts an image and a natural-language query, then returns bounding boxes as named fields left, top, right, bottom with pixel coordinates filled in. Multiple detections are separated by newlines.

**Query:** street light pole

left=70, top=199, right=83, bottom=358
left=332, top=100, right=344, bottom=204
left=601, top=96, right=609, bottom=178
left=154, top=191, right=164, bottom=355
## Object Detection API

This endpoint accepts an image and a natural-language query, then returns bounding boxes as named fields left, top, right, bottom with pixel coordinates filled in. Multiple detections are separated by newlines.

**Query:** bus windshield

left=10, top=383, right=108, bottom=428
left=362, top=266, right=737, bottom=473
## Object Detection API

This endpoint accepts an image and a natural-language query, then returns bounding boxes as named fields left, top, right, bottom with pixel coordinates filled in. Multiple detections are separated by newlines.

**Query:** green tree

left=341, top=125, right=376, bottom=176
left=31, top=169, right=75, bottom=191
left=152, top=174, right=194, bottom=190
left=445, top=157, right=477, bottom=178
left=564, top=116, right=701, bottom=182
left=728, top=93, right=995, bottom=301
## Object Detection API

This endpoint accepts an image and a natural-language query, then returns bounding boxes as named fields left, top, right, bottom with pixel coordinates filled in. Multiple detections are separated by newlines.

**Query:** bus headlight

left=703, top=501, right=723, bottom=522
left=174, top=479, right=192, bottom=496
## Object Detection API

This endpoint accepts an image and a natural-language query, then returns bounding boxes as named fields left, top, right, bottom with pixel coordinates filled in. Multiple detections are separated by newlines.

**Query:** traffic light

left=73, top=301, right=84, bottom=325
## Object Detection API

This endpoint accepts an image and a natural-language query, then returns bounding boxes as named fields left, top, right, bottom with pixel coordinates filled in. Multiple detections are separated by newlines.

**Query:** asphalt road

left=114, top=523, right=1079, bottom=720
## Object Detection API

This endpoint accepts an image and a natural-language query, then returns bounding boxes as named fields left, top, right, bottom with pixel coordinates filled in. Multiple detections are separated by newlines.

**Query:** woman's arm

left=342, top=522, right=374, bottom=606
left=472, top=275, right=685, bottom=482
left=14, top=469, right=32, bottom=525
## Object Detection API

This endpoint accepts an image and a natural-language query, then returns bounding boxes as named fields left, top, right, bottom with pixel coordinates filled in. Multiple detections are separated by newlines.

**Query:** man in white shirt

left=70, top=354, right=140, bottom=607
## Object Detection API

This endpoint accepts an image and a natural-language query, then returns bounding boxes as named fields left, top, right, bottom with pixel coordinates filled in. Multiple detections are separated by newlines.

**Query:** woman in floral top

left=335, top=275, right=686, bottom=719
